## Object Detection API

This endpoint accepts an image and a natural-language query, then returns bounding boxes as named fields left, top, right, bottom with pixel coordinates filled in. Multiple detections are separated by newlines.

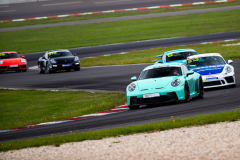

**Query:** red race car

left=0, top=51, right=27, bottom=73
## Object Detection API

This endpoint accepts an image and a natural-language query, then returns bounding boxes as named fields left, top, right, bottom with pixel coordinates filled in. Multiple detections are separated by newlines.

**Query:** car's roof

left=164, top=49, right=196, bottom=55
left=0, top=51, right=18, bottom=54
left=187, top=53, right=222, bottom=59
left=46, top=49, right=70, bottom=53
left=144, top=63, right=182, bottom=70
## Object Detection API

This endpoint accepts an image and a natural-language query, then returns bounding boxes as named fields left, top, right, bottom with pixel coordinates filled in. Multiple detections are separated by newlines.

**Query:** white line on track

left=95, top=0, right=134, bottom=4
left=0, top=10, right=15, bottom=12
left=42, top=1, right=82, bottom=6
left=0, top=5, right=8, bottom=8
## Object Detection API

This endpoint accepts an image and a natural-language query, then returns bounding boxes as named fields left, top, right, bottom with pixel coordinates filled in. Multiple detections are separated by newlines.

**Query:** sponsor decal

left=206, top=77, right=218, bottom=81
left=190, top=64, right=225, bottom=75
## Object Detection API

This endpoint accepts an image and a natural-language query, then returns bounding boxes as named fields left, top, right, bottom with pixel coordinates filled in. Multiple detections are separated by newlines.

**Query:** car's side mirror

left=228, top=60, right=233, bottom=64
left=187, top=70, right=194, bottom=76
left=73, top=53, right=77, bottom=56
left=157, top=59, right=163, bottom=63
left=131, top=76, right=137, bottom=81
left=21, top=55, right=25, bottom=58
left=42, top=56, right=46, bottom=59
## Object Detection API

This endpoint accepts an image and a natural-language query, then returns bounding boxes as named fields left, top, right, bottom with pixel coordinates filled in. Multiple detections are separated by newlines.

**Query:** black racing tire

left=38, top=64, right=45, bottom=74
left=197, top=78, right=204, bottom=99
left=128, top=105, right=140, bottom=110
left=22, top=69, right=27, bottom=72
left=46, top=63, right=53, bottom=74
left=66, top=69, right=71, bottom=72
left=75, top=67, right=80, bottom=71
left=16, top=70, right=21, bottom=72
left=184, top=82, right=191, bottom=102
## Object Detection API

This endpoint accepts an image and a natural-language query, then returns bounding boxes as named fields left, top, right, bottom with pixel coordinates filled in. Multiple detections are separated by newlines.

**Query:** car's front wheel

left=184, top=82, right=191, bottom=102
left=39, top=64, right=45, bottom=74
left=22, top=69, right=27, bottom=72
left=16, top=70, right=21, bottom=72
left=197, top=78, right=204, bottom=99
left=75, top=67, right=80, bottom=71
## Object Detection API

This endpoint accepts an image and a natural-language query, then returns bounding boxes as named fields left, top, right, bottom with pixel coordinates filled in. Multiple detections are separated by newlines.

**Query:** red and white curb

left=1, top=0, right=235, bottom=23
left=28, top=38, right=240, bottom=70
left=0, top=103, right=129, bottom=133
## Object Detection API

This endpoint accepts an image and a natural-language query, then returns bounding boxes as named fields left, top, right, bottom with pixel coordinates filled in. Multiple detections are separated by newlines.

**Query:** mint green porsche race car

left=126, top=63, right=204, bottom=110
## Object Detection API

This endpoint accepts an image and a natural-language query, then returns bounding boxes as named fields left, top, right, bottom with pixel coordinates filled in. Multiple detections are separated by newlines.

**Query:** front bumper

left=127, top=85, right=185, bottom=106
left=49, top=63, right=80, bottom=71
left=203, top=75, right=236, bottom=88
left=128, top=92, right=178, bottom=107
left=0, top=65, right=27, bottom=71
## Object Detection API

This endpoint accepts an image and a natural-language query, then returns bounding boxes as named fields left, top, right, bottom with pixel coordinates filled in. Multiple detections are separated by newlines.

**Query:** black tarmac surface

left=0, top=0, right=220, bottom=21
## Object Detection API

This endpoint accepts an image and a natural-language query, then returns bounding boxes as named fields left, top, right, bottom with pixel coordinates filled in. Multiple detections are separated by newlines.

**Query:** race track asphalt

left=15, top=30, right=240, bottom=67
left=0, top=60, right=239, bottom=142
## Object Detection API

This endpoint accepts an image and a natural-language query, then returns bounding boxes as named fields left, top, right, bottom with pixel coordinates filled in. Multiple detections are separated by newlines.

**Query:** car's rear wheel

left=39, top=64, right=45, bottom=74
left=184, top=82, right=191, bottom=102
left=128, top=105, right=140, bottom=110
left=197, top=78, right=204, bottom=99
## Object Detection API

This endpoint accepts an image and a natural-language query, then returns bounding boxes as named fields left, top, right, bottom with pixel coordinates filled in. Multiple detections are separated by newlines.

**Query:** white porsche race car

left=187, top=53, right=236, bottom=88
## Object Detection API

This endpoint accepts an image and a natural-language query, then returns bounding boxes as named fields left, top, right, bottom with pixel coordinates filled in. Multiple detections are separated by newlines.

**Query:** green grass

left=81, top=40, right=240, bottom=67
left=1, top=109, right=239, bottom=151
left=0, top=0, right=239, bottom=28
left=0, top=89, right=126, bottom=130
left=0, top=10, right=240, bottom=54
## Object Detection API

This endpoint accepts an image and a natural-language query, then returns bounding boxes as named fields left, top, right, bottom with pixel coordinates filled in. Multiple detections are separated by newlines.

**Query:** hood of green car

left=136, top=77, right=174, bottom=91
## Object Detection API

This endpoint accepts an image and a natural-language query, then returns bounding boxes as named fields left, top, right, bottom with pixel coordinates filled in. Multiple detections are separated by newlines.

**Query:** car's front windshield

left=139, top=66, right=182, bottom=80
left=166, top=52, right=197, bottom=62
left=48, top=51, right=73, bottom=58
left=187, top=56, right=225, bottom=67
left=0, top=53, right=20, bottom=59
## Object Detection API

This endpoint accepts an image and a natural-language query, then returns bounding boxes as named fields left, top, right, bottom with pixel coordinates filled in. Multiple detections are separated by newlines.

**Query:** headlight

left=0, top=60, right=3, bottom=64
left=74, top=56, right=79, bottom=61
left=50, top=59, right=57, bottom=64
left=225, top=66, right=232, bottom=73
left=21, top=59, right=26, bottom=63
left=171, top=78, right=180, bottom=87
left=128, top=83, right=136, bottom=92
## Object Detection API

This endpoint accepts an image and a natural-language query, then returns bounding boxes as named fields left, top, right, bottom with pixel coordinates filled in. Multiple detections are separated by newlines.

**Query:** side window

left=182, top=65, right=188, bottom=75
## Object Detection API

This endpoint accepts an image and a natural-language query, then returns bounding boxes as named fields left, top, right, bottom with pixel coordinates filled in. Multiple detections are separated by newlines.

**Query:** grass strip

left=1, top=109, right=239, bottom=151
left=0, top=89, right=126, bottom=130
left=0, top=10, right=240, bottom=54
left=0, top=0, right=239, bottom=28
left=81, top=40, right=240, bottom=67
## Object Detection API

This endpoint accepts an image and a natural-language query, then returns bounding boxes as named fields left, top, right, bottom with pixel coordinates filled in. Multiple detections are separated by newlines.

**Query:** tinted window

left=188, top=56, right=225, bottom=67
left=48, top=51, right=73, bottom=58
left=139, top=67, right=182, bottom=80
left=166, top=52, right=197, bottom=62
left=0, top=53, right=20, bottom=59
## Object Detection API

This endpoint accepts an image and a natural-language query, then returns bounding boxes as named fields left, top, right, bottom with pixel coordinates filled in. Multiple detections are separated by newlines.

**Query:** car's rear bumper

left=0, top=65, right=27, bottom=71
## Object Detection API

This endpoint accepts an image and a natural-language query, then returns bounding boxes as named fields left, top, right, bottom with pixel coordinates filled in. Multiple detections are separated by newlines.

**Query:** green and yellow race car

left=126, top=63, right=204, bottom=110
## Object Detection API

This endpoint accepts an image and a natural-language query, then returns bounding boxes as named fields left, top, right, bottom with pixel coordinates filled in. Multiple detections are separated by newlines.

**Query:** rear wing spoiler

left=156, top=54, right=163, bottom=58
